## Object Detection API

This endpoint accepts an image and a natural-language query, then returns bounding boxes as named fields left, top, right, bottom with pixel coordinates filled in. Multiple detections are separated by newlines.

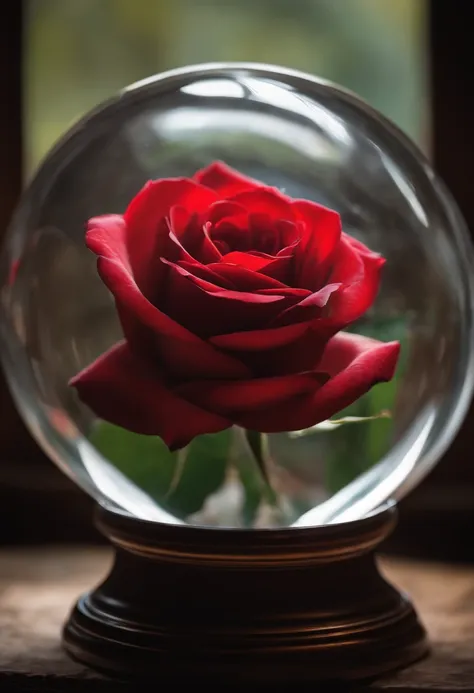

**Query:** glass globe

left=1, top=63, right=473, bottom=529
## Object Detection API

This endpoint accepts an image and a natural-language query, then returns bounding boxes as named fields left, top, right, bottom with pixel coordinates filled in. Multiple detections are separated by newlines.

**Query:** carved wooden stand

left=63, top=501, right=427, bottom=683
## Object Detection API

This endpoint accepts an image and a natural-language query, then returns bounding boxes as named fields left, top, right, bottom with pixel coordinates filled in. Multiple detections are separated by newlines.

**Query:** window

left=25, top=0, right=428, bottom=174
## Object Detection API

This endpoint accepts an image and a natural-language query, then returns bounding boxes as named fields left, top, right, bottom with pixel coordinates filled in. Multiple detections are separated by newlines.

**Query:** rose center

left=210, top=215, right=281, bottom=257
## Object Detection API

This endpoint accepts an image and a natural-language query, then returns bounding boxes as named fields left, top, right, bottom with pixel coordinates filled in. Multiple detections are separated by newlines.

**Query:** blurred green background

left=25, top=0, right=427, bottom=173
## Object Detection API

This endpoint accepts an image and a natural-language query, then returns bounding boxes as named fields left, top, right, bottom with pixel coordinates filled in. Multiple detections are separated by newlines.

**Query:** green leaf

left=89, top=421, right=176, bottom=497
left=165, top=428, right=232, bottom=515
left=289, top=410, right=391, bottom=437
left=89, top=422, right=231, bottom=518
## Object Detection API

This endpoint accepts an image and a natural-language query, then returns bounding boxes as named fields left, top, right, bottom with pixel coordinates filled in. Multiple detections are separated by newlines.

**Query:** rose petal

left=275, top=219, right=302, bottom=253
left=162, top=259, right=290, bottom=337
left=229, top=188, right=294, bottom=221
left=193, top=160, right=263, bottom=196
left=211, top=220, right=252, bottom=252
left=211, top=321, right=311, bottom=351
left=258, top=253, right=294, bottom=283
left=166, top=207, right=221, bottom=266
left=246, top=215, right=300, bottom=258
left=86, top=214, right=127, bottom=257
left=293, top=199, right=342, bottom=261
left=207, top=200, right=248, bottom=225
left=70, top=341, right=230, bottom=449
left=292, top=199, right=342, bottom=291
left=221, top=250, right=274, bottom=271
left=124, top=178, right=218, bottom=291
left=257, top=287, right=311, bottom=299
left=168, top=204, right=190, bottom=237
left=207, top=262, right=289, bottom=291
left=254, top=327, right=329, bottom=376
left=252, top=287, right=311, bottom=316
left=177, top=371, right=326, bottom=414
left=90, top=238, right=250, bottom=379
left=163, top=259, right=284, bottom=303
left=271, top=283, right=342, bottom=327
left=167, top=223, right=197, bottom=265
left=328, top=235, right=384, bottom=324
left=316, top=331, right=394, bottom=374
left=232, top=333, right=401, bottom=431
left=209, top=204, right=295, bottom=257
left=177, top=261, right=237, bottom=290
left=202, top=222, right=223, bottom=261
left=169, top=206, right=222, bottom=264
left=329, top=234, right=369, bottom=283
left=214, top=320, right=334, bottom=377
left=247, top=213, right=280, bottom=254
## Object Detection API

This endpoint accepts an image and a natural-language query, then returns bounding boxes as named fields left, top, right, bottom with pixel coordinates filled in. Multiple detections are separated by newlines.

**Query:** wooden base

left=63, top=501, right=428, bottom=683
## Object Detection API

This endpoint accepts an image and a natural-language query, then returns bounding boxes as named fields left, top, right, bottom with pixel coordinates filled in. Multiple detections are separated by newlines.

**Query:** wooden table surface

left=0, top=547, right=473, bottom=692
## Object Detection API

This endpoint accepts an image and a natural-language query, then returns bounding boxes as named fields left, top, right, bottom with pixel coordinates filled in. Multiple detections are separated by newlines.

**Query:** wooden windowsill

left=0, top=547, right=473, bottom=691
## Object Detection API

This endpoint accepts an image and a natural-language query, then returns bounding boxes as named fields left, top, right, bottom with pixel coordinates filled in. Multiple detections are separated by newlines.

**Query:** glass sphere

left=1, top=62, right=473, bottom=528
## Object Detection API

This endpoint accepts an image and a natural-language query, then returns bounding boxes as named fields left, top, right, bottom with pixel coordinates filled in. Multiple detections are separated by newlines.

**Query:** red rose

left=71, top=161, right=400, bottom=449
